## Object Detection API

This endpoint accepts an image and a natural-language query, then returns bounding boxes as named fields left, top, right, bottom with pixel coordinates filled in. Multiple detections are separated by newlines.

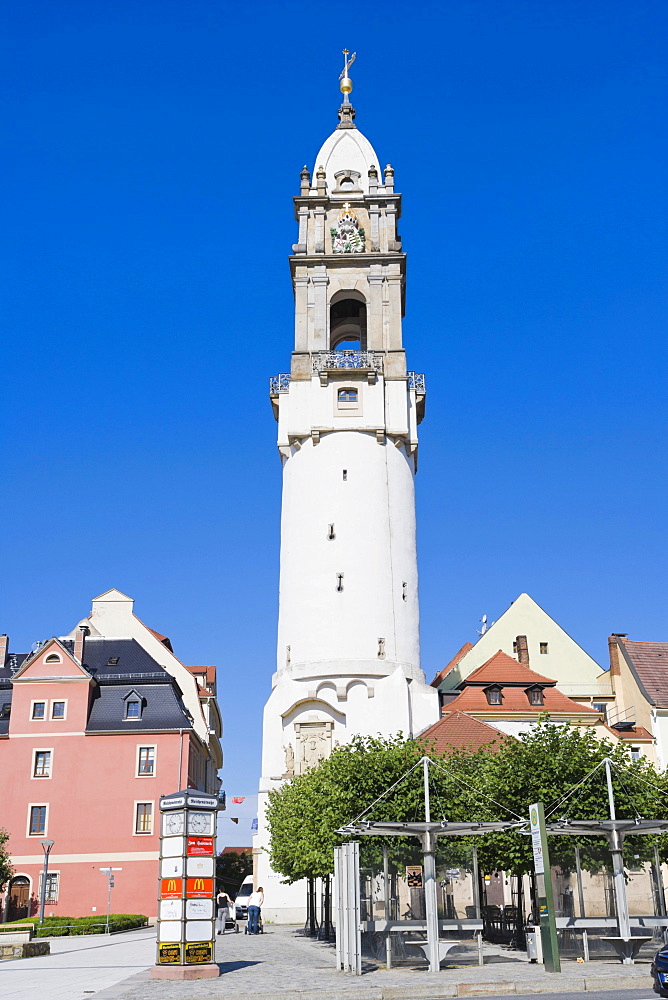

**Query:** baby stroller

left=244, top=911, right=264, bottom=934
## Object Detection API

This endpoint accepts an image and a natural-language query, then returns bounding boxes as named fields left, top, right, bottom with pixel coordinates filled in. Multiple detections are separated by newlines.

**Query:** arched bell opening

left=329, top=295, right=367, bottom=351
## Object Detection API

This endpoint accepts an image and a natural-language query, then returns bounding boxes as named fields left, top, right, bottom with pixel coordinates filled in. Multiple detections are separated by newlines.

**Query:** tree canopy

left=266, top=722, right=668, bottom=882
left=216, top=850, right=253, bottom=895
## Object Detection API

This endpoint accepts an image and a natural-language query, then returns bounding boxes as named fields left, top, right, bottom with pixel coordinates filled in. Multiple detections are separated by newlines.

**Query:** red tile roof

left=186, top=665, right=217, bottom=686
left=441, top=650, right=600, bottom=717
left=430, top=642, right=474, bottom=688
left=618, top=639, right=668, bottom=709
left=604, top=724, right=654, bottom=742
left=465, top=650, right=557, bottom=687
left=419, top=712, right=507, bottom=753
left=221, top=846, right=252, bottom=854
left=147, top=627, right=174, bottom=652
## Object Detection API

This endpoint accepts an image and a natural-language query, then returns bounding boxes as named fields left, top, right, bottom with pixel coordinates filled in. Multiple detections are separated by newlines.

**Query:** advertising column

left=150, top=790, right=220, bottom=981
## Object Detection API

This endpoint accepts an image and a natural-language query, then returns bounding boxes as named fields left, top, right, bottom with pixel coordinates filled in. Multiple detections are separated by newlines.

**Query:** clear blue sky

left=2, top=1, right=666, bottom=836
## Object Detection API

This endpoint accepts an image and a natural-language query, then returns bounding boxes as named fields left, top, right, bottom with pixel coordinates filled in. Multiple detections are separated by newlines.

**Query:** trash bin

left=526, top=927, right=543, bottom=963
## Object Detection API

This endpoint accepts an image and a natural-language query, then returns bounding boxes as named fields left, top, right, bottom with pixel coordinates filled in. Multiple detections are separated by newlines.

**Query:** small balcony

left=269, top=373, right=291, bottom=395
left=312, top=350, right=384, bottom=374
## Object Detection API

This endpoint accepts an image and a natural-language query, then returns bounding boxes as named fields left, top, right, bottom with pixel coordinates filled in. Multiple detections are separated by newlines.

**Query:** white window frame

left=30, top=699, right=47, bottom=721
left=32, top=748, right=54, bottom=780
left=50, top=699, right=67, bottom=721
left=133, top=800, right=154, bottom=836
left=38, top=870, right=60, bottom=904
left=27, top=803, right=49, bottom=837
left=136, top=744, right=157, bottom=778
left=335, top=384, right=363, bottom=415
left=44, top=653, right=62, bottom=664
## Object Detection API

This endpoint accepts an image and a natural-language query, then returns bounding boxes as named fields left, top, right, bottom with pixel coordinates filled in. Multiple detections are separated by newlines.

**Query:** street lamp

left=39, top=839, right=54, bottom=925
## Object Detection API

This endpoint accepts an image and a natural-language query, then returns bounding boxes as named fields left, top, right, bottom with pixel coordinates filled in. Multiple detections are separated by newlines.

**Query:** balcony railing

left=269, top=373, right=291, bottom=394
left=312, top=350, right=384, bottom=373
left=407, top=371, right=426, bottom=392
left=270, top=360, right=426, bottom=393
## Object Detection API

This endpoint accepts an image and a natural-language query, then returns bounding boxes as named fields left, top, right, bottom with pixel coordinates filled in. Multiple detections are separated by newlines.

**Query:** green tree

left=266, top=734, right=498, bottom=881
left=471, top=719, right=668, bottom=876
left=216, top=850, right=253, bottom=895
left=0, top=828, right=13, bottom=893
left=266, top=723, right=668, bottom=884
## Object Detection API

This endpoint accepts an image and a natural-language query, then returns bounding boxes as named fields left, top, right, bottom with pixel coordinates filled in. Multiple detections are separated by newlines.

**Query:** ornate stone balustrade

left=407, top=371, right=426, bottom=392
left=312, top=350, right=384, bottom=373
left=269, top=373, right=291, bottom=394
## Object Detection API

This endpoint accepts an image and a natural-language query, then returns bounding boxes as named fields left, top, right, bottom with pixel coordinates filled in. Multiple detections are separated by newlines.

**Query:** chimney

left=0, top=634, right=8, bottom=667
left=608, top=634, right=627, bottom=676
left=515, top=635, right=530, bottom=667
left=74, top=625, right=89, bottom=663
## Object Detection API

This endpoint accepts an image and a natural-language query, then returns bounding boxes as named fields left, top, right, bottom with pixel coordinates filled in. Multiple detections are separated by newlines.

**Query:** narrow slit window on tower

left=402, top=582, right=408, bottom=602
left=342, top=470, right=347, bottom=481
left=328, top=523, right=336, bottom=539
left=336, top=574, right=344, bottom=592
left=378, top=638, right=385, bottom=659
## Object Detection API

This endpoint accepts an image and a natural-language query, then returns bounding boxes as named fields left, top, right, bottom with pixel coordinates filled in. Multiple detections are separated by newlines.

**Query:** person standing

left=247, top=886, right=264, bottom=935
left=216, top=889, right=232, bottom=934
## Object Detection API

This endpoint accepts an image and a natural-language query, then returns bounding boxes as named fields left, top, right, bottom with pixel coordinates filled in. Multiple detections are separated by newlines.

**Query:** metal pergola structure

left=337, top=757, right=523, bottom=973
left=336, top=754, right=668, bottom=972
left=541, top=758, right=668, bottom=963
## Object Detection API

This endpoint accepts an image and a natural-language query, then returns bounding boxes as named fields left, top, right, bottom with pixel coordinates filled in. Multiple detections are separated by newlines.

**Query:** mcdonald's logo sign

left=186, top=877, right=213, bottom=899
left=160, top=878, right=183, bottom=899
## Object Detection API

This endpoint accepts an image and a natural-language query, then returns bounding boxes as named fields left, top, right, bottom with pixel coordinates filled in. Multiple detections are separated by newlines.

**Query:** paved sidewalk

left=0, top=924, right=658, bottom=1000
left=0, top=926, right=155, bottom=1000
left=94, top=926, right=655, bottom=999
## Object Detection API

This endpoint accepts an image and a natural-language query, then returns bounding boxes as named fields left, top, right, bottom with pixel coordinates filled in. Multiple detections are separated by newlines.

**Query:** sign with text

left=529, top=805, right=545, bottom=874
left=155, top=789, right=218, bottom=973
left=158, top=942, right=182, bottom=964
left=160, top=878, right=183, bottom=899
left=185, top=941, right=213, bottom=964
left=187, top=837, right=214, bottom=856
left=186, top=877, right=214, bottom=898
left=406, top=865, right=423, bottom=888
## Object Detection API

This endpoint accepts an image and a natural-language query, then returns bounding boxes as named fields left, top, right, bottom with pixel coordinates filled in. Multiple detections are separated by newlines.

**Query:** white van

left=234, top=875, right=253, bottom=920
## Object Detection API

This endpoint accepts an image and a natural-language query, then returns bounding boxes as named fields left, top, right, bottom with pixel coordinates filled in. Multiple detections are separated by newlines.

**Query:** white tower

left=255, top=55, right=439, bottom=921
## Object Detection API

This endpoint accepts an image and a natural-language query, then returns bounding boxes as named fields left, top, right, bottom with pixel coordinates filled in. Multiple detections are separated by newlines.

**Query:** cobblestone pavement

left=91, top=925, right=655, bottom=1000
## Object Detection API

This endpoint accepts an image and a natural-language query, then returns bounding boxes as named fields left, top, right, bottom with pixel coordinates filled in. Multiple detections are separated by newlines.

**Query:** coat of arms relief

left=330, top=205, right=366, bottom=254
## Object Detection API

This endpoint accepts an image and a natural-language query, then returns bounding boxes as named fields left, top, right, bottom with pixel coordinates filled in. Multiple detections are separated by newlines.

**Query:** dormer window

left=123, top=690, right=144, bottom=720
left=485, top=686, right=502, bottom=706
left=527, top=686, right=545, bottom=706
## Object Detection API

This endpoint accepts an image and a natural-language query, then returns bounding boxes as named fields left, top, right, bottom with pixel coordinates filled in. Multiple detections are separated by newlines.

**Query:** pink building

left=0, top=589, right=222, bottom=922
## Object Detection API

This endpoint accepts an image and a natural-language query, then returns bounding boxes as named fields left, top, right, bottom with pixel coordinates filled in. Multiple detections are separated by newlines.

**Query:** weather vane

left=339, top=49, right=356, bottom=97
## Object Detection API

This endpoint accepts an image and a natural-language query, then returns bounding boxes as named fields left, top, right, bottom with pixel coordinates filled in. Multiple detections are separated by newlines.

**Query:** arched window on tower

left=329, top=296, right=367, bottom=351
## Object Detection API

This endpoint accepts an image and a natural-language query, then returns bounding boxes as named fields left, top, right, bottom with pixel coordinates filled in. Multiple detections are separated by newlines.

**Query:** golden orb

left=340, top=76, right=353, bottom=95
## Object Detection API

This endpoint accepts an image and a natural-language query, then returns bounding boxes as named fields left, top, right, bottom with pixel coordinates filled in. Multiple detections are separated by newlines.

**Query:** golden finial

left=339, top=49, right=356, bottom=96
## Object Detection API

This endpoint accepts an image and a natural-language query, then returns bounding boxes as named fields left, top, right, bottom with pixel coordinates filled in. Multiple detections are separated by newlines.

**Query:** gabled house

left=607, top=635, right=666, bottom=766
left=431, top=593, right=614, bottom=712
left=0, top=591, right=222, bottom=922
